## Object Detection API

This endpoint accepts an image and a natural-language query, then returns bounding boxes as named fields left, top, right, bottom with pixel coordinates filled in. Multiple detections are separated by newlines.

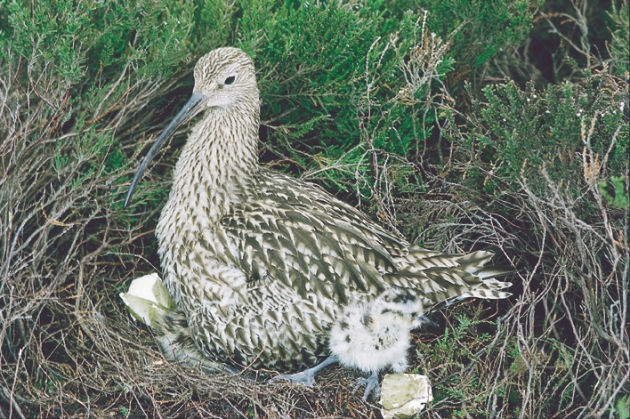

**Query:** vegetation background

left=0, top=0, right=628, bottom=417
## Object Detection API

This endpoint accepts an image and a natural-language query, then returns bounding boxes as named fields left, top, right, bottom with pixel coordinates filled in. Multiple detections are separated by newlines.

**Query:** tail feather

left=392, top=249, right=512, bottom=308
left=457, top=250, right=494, bottom=272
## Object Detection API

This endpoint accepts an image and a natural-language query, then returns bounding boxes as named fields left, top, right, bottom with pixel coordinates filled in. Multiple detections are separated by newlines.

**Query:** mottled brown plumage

left=125, top=47, right=511, bottom=398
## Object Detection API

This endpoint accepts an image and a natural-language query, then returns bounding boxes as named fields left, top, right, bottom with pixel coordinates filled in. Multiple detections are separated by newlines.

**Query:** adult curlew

left=124, top=47, right=511, bottom=399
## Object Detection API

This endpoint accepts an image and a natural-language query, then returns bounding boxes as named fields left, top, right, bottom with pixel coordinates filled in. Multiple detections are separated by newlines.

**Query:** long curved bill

left=124, top=92, right=208, bottom=208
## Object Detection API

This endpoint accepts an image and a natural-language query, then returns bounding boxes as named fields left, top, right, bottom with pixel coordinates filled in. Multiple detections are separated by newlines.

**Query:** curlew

left=124, top=47, right=511, bottom=399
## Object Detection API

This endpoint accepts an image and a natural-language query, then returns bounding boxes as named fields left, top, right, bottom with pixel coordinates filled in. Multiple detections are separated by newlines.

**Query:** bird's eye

left=224, top=76, right=235, bottom=85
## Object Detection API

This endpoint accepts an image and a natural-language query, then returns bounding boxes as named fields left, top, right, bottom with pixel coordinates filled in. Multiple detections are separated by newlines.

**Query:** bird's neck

left=165, top=100, right=260, bottom=227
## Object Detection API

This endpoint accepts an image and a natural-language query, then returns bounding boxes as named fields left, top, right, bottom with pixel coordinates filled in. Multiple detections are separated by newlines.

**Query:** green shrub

left=465, top=72, right=627, bottom=198
left=410, top=62, right=628, bottom=418
left=607, top=0, right=630, bottom=76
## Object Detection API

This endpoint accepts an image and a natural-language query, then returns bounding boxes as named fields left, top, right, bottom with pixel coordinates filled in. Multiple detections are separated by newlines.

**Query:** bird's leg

left=353, top=370, right=380, bottom=401
left=273, top=355, right=338, bottom=386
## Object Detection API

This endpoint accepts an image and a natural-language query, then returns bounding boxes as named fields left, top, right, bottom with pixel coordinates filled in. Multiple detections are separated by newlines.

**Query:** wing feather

left=222, top=170, right=406, bottom=305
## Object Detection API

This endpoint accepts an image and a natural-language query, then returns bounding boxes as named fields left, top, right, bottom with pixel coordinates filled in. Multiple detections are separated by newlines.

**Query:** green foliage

left=1, top=0, right=194, bottom=80
left=600, top=175, right=629, bottom=209
left=119, top=406, right=130, bottom=417
left=422, top=0, right=532, bottom=66
left=617, top=395, right=630, bottom=419
left=464, top=71, right=628, bottom=203
left=415, top=307, right=515, bottom=417
left=0, top=0, right=535, bottom=214
left=384, top=0, right=534, bottom=84
left=431, top=28, right=628, bottom=417
left=606, top=1, right=629, bottom=76
left=0, top=0, right=205, bottom=221
left=245, top=6, right=425, bottom=156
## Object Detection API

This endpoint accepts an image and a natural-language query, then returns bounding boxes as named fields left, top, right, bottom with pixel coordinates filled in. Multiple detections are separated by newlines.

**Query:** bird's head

left=192, top=47, right=259, bottom=108
left=124, top=47, right=259, bottom=207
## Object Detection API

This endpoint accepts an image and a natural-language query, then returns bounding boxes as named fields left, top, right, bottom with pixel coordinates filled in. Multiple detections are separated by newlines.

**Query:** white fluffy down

left=328, top=289, right=422, bottom=374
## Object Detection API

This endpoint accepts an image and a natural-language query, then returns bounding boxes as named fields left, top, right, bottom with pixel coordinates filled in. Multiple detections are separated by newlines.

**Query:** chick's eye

left=224, top=76, right=235, bottom=85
